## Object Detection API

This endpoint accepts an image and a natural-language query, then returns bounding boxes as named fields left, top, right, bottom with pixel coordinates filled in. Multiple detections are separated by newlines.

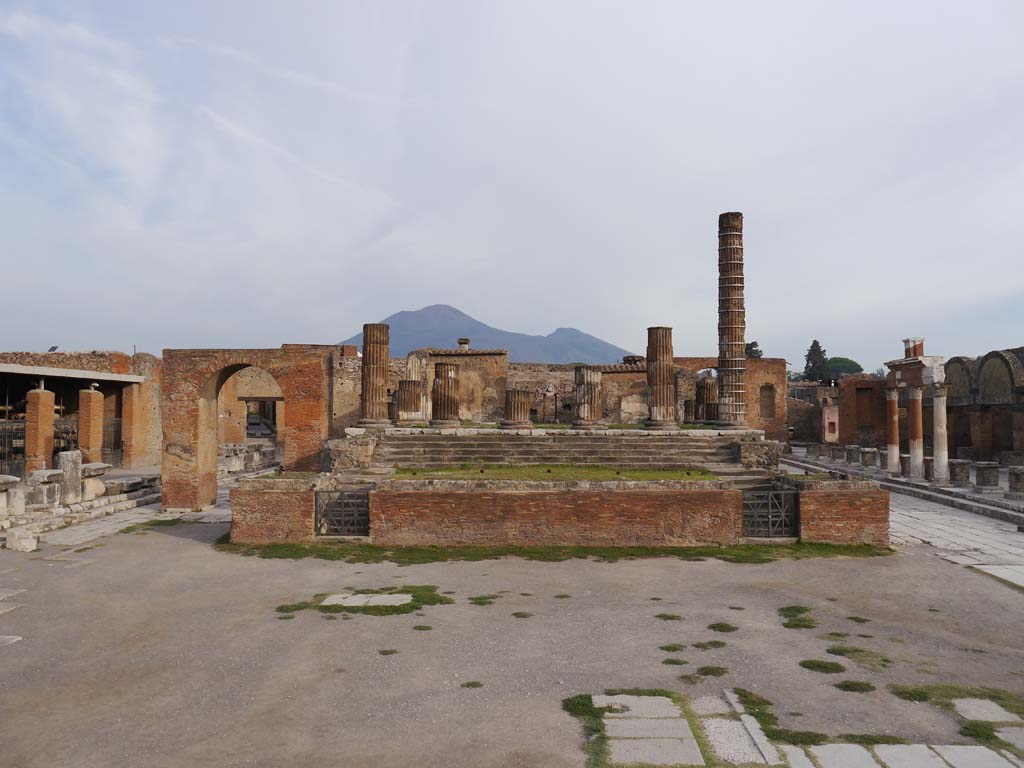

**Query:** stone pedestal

left=845, top=445, right=860, bottom=464
left=25, top=388, right=55, bottom=473
left=830, top=445, right=845, bottom=462
left=860, top=448, right=878, bottom=468
left=924, top=456, right=934, bottom=482
left=948, top=459, right=972, bottom=488
left=973, top=461, right=1001, bottom=492
left=806, top=444, right=821, bottom=459
left=500, top=389, right=533, bottom=430
left=430, top=363, right=460, bottom=428
left=395, top=380, right=425, bottom=426
left=900, top=454, right=911, bottom=477
left=573, top=367, right=603, bottom=428
left=879, top=448, right=888, bottom=469
left=932, top=383, right=949, bottom=485
left=908, top=386, right=924, bottom=479
left=359, top=323, right=392, bottom=427
left=57, top=450, right=82, bottom=505
left=717, top=211, right=746, bottom=424
left=1006, top=467, right=1024, bottom=501
left=645, top=327, right=677, bottom=430
left=77, top=388, right=104, bottom=464
left=885, top=387, right=900, bottom=475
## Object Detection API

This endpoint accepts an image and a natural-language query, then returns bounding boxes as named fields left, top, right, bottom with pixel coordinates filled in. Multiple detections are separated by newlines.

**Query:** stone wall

left=369, top=480, right=742, bottom=546
left=424, top=351, right=508, bottom=423
left=787, top=397, right=820, bottom=442
left=229, top=479, right=316, bottom=544
left=508, top=363, right=577, bottom=423
left=837, top=376, right=888, bottom=447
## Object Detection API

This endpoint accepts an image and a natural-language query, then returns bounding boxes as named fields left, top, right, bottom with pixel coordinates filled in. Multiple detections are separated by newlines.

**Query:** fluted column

left=500, top=389, right=533, bottom=430
left=932, top=383, right=949, bottom=485
left=359, top=323, right=391, bottom=426
left=645, top=326, right=678, bottom=430
left=430, top=363, right=460, bottom=427
left=573, top=367, right=603, bottom=428
left=717, top=212, right=747, bottom=424
left=696, top=377, right=719, bottom=421
left=395, top=380, right=424, bottom=426
left=908, top=385, right=924, bottom=479
left=885, top=387, right=900, bottom=475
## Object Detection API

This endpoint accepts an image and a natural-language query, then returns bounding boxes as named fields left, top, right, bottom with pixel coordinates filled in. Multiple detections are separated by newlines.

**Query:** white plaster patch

left=0, top=636, right=22, bottom=646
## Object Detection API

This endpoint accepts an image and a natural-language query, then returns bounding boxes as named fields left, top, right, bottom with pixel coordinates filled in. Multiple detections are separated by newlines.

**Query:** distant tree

left=745, top=341, right=763, bottom=359
left=787, top=369, right=805, bottom=382
left=874, top=367, right=886, bottom=378
left=826, top=357, right=864, bottom=378
left=804, top=340, right=829, bottom=382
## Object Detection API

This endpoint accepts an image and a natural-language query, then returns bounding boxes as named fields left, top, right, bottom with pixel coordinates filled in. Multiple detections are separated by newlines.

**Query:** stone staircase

left=365, top=431, right=775, bottom=490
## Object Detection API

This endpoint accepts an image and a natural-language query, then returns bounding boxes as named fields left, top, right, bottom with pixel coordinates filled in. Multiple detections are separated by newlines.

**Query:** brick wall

left=838, top=376, right=887, bottom=447
left=229, top=481, right=315, bottom=544
left=799, top=489, right=889, bottom=547
left=77, top=389, right=104, bottom=463
left=787, top=397, right=820, bottom=442
left=369, top=486, right=743, bottom=546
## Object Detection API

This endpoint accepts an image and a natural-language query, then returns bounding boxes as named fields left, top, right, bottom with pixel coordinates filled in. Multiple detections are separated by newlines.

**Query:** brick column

left=25, top=387, right=55, bottom=473
left=932, top=383, right=949, bottom=485
left=645, top=327, right=677, bottom=430
left=573, top=367, right=603, bottom=428
left=430, top=363, right=460, bottom=428
left=908, top=386, right=924, bottom=479
left=77, top=388, right=104, bottom=464
left=717, top=211, right=747, bottom=424
left=395, top=380, right=424, bottom=426
left=359, top=323, right=391, bottom=427
left=500, top=389, right=533, bottom=430
left=122, top=382, right=144, bottom=468
left=885, top=387, right=900, bottom=475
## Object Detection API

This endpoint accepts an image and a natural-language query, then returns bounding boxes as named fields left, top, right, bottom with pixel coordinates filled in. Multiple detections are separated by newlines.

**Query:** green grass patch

left=734, top=688, right=830, bottom=746
left=275, top=601, right=316, bottom=613
left=604, top=687, right=677, bottom=697
left=847, top=615, right=870, bottom=623
left=378, top=649, right=399, bottom=655
left=662, top=658, right=689, bottom=666
left=119, top=517, right=186, bottom=534
left=413, top=625, right=432, bottom=631
left=394, top=463, right=715, bottom=481
left=468, top=594, right=499, bottom=606
left=277, top=615, right=295, bottom=620
left=826, top=645, right=893, bottom=671
left=561, top=694, right=613, bottom=767
left=693, top=640, right=726, bottom=650
left=840, top=734, right=909, bottom=745
left=655, top=613, right=682, bottom=621
left=960, top=720, right=997, bottom=740
left=554, top=593, right=571, bottom=599
left=659, top=644, right=686, bottom=652
left=214, top=533, right=890, bottom=567
left=697, top=666, right=727, bottom=677
left=778, top=605, right=817, bottom=629
left=800, top=659, right=846, bottom=674
left=277, top=585, right=453, bottom=617
left=824, top=632, right=849, bottom=640
left=708, top=622, right=738, bottom=633
left=835, top=680, right=876, bottom=693
left=888, top=684, right=1024, bottom=718
left=511, top=611, right=532, bottom=618
left=461, top=681, right=483, bottom=689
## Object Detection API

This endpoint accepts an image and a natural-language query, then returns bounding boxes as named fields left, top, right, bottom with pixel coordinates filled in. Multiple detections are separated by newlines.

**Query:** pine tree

left=804, top=340, right=829, bottom=381
left=745, top=341, right=763, bottom=359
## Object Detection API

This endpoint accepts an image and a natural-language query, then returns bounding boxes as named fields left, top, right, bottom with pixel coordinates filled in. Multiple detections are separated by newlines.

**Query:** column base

left=644, top=420, right=679, bottom=431
left=499, top=420, right=533, bottom=430
left=1005, top=492, right=1024, bottom=501
left=394, top=419, right=427, bottom=427
left=572, top=421, right=600, bottom=430
left=430, top=419, right=461, bottom=428
left=358, top=419, right=392, bottom=428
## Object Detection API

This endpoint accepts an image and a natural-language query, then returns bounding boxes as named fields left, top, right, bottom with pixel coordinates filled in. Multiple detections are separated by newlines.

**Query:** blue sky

left=1, top=1, right=1022, bottom=370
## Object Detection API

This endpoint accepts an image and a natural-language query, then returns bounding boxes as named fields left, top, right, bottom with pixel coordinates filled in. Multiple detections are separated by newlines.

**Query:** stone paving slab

left=741, top=714, right=781, bottom=764
left=0, top=603, right=21, bottom=615
left=320, top=593, right=413, bottom=607
left=931, top=745, right=1017, bottom=768
left=810, top=744, right=879, bottom=768
left=995, top=728, right=1024, bottom=750
left=608, top=737, right=704, bottom=766
left=972, top=566, right=1024, bottom=589
left=874, top=745, right=951, bottom=768
left=595, top=695, right=681, bottom=719
left=0, top=635, right=22, bottom=646
left=692, top=695, right=732, bottom=715
left=605, top=717, right=696, bottom=740
left=953, top=699, right=1022, bottom=722
left=1000, top=750, right=1024, bottom=768
left=779, top=745, right=816, bottom=768
left=702, top=717, right=765, bottom=764
left=0, top=588, right=26, bottom=600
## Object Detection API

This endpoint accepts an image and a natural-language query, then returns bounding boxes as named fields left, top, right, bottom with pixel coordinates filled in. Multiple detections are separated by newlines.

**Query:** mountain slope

left=341, top=305, right=635, bottom=363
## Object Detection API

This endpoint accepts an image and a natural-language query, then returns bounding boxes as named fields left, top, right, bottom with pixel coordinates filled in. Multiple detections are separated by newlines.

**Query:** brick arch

left=162, top=346, right=333, bottom=510
left=944, top=357, right=976, bottom=403
left=977, top=350, right=1022, bottom=405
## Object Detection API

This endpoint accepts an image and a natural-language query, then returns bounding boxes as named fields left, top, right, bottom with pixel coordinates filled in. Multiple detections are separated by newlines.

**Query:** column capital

left=885, top=387, right=899, bottom=401
left=908, top=386, right=923, bottom=400
left=932, top=383, right=947, bottom=397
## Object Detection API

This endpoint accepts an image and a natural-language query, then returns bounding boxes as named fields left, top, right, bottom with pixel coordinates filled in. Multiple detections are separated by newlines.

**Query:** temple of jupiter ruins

left=645, top=326, right=677, bottom=430
left=358, top=323, right=391, bottom=427
left=430, top=363, right=461, bottom=428
left=572, top=366, right=603, bottom=428
left=717, top=212, right=747, bottom=425
left=500, top=388, right=533, bottom=430
left=394, top=380, right=425, bottom=425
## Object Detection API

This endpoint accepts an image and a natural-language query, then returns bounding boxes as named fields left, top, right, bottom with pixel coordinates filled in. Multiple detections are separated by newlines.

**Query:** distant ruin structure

left=430, top=363, right=460, bottom=428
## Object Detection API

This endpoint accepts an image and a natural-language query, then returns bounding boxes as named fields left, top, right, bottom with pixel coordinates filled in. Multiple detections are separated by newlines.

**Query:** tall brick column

left=25, top=387, right=55, bottom=472
left=395, top=380, right=424, bottom=426
left=645, top=327, right=678, bottom=430
left=908, top=385, right=924, bottom=479
left=932, top=383, right=949, bottom=485
left=430, top=363, right=460, bottom=428
left=77, top=388, right=104, bottom=464
left=122, top=382, right=145, bottom=468
left=500, top=389, right=533, bottom=430
left=573, top=367, right=603, bottom=428
left=717, top=212, right=747, bottom=424
left=885, top=387, right=900, bottom=475
left=359, top=323, right=391, bottom=427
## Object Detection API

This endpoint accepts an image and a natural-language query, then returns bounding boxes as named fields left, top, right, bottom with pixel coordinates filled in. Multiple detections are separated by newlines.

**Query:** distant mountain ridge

left=341, top=305, right=635, bottom=364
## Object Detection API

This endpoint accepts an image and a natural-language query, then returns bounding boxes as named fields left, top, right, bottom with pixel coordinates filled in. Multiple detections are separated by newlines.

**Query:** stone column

left=717, top=211, right=747, bottom=424
left=430, top=363, right=460, bottom=428
left=908, top=386, right=924, bottom=479
left=25, top=386, right=55, bottom=473
left=77, top=388, right=105, bottom=464
left=948, top=459, right=972, bottom=487
left=1006, top=467, right=1024, bottom=500
left=573, top=367, right=603, bottom=428
left=932, top=383, right=949, bottom=485
left=359, top=323, right=391, bottom=427
left=500, top=389, right=533, bottom=430
left=57, top=450, right=82, bottom=505
left=885, top=387, right=900, bottom=475
left=645, top=327, right=677, bottom=430
left=395, top=380, right=425, bottom=426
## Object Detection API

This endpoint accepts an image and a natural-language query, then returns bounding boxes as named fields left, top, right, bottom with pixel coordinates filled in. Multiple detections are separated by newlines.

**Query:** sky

left=1, top=1, right=1022, bottom=372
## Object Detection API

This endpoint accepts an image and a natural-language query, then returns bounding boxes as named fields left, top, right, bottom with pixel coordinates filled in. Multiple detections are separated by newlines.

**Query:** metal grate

left=54, top=417, right=79, bottom=459
left=0, top=420, right=26, bottom=479
left=742, top=489, right=798, bottom=538
left=103, top=418, right=122, bottom=467
left=315, top=489, right=370, bottom=536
